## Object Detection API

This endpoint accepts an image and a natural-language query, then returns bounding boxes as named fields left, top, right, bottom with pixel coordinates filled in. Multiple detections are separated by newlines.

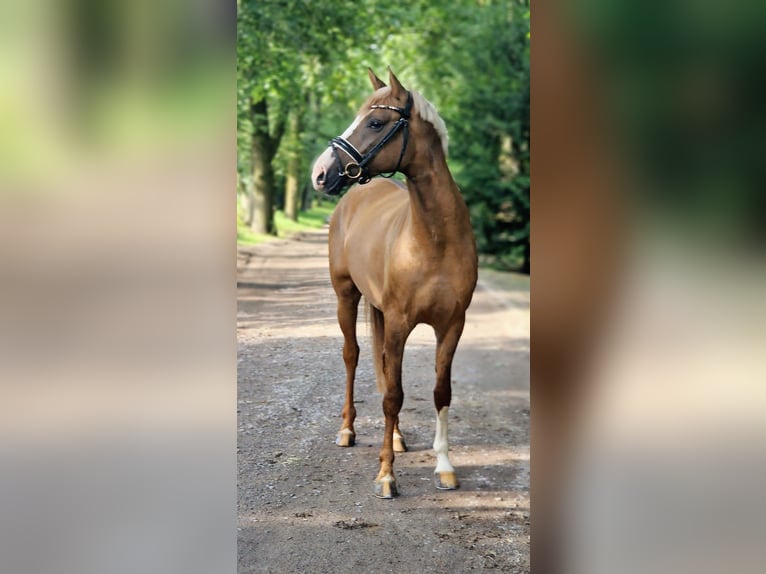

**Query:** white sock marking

left=433, top=407, right=455, bottom=474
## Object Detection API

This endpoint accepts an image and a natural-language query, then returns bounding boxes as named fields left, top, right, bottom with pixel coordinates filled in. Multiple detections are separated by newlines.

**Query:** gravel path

left=237, top=229, right=529, bottom=573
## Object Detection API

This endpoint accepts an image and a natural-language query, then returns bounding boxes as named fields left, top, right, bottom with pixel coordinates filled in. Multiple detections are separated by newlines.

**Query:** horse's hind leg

left=335, top=281, right=361, bottom=447
left=370, top=304, right=407, bottom=453
left=432, top=315, right=466, bottom=490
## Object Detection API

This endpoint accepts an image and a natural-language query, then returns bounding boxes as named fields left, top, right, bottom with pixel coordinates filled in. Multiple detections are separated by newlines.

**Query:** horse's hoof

left=373, top=477, right=398, bottom=499
left=335, top=429, right=355, bottom=447
left=393, top=434, right=408, bottom=453
left=434, top=471, right=459, bottom=490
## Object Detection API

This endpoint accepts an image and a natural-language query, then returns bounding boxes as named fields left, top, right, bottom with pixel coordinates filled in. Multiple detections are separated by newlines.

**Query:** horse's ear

left=368, top=68, right=386, bottom=90
left=387, top=66, right=406, bottom=100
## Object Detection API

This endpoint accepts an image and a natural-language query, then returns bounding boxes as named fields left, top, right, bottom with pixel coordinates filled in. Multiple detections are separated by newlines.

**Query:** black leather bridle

left=328, top=91, right=413, bottom=185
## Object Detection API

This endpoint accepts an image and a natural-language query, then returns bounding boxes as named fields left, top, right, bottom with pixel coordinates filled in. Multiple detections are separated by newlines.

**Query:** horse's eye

left=367, top=118, right=384, bottom=130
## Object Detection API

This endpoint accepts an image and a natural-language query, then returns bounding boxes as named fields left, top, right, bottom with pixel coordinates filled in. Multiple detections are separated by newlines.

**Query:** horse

left=311, top=67, right=478, bottom=498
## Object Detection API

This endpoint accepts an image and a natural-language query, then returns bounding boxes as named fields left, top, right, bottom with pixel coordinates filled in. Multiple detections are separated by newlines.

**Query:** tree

left=237, top=0, right=402, bottom=234
left=237, top=0, right=530, bottom=270
left=237, top=1, right=292, bottom=234
left=378, top=0, right=530, bottom=271
left=249, top=97, right=285, bottom=234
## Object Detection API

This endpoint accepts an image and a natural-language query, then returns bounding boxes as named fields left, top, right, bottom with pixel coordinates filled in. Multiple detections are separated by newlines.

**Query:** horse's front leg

left=432, top=315, right=466, bottom=490
left=335, top=283, right=361, bottom=447
left=374, top=317, right=410, bottom=498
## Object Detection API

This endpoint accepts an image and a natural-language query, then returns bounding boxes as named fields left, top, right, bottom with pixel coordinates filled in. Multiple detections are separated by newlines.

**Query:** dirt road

left=237, top=229, right=529, bottom=573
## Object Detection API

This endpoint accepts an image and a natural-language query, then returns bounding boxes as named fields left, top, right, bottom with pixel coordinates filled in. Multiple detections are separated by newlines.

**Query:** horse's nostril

left=316, top=169, right=326, bottom=186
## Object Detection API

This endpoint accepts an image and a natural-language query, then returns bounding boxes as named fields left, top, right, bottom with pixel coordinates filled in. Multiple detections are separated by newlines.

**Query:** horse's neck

left=405, top=160, right=470, bottom=252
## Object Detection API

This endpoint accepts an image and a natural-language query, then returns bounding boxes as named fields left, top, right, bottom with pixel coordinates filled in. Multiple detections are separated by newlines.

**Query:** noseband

left=329, top=91, right=413, bottom=185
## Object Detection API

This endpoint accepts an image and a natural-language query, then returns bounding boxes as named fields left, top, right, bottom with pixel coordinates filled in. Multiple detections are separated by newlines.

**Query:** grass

left=237, top=202, right=336, bottom=246
left=236, top=222, right=273, bottom=245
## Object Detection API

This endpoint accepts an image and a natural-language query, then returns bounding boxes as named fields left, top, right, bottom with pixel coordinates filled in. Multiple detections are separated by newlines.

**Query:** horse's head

left=312, top=68, right=417, bottom=196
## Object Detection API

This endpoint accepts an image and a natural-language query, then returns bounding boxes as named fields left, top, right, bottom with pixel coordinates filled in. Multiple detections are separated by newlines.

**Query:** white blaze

left=433, top=407, right=455, bottom=474
left=340, top=114, right=363, bottom=139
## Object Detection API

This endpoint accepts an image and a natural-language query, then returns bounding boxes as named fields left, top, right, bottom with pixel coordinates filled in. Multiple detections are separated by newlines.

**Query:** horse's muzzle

left=314, top=169, right=347, bottom=196
left=312, top=149, right=349, bottom=196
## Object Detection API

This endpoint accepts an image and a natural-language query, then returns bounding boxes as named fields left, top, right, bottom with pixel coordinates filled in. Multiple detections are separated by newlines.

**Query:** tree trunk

left=284, top=110, right=303, bottom=222
left=237, top=172, right=254, bottom=226
left=249, top=96, right=285, bottom=235
left=251, top=149, right=275, bottom=234
left=245, top=177, right=255, bottom=227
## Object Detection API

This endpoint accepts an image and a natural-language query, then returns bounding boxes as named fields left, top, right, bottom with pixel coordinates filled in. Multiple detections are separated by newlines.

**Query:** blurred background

left=1, top=1, right=233, bottom=573
left=2, top=0, right=765, bottom=572
left=533, top=1, right=766, bottom=573
left=237, top=0, right=530, bottom=272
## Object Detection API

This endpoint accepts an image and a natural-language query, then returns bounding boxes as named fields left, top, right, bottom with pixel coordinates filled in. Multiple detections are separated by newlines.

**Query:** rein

left=329, top=91, right=413, bottom=185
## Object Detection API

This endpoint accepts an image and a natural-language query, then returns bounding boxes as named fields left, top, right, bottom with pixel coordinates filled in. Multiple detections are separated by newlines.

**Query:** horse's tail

left=367, top=300, right=386, bottom=393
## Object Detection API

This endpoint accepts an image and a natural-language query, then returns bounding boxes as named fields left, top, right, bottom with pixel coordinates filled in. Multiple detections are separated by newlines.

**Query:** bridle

left=328, top=91, right=413, bottom=186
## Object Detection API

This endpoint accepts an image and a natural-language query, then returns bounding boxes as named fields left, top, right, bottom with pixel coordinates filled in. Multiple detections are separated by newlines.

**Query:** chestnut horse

left=311, top=68, right=477, bottom=498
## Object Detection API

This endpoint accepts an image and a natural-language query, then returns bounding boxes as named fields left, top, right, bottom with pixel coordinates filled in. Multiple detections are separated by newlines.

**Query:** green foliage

left=431, top=1, right=530, bottom=271
left=237, top=0, right=530, bottom=271
left=237, top=202, right=337, bottom=246
left=273, top=203, right=336, bottom=236
left=237, top=220, right=272, bottom=246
